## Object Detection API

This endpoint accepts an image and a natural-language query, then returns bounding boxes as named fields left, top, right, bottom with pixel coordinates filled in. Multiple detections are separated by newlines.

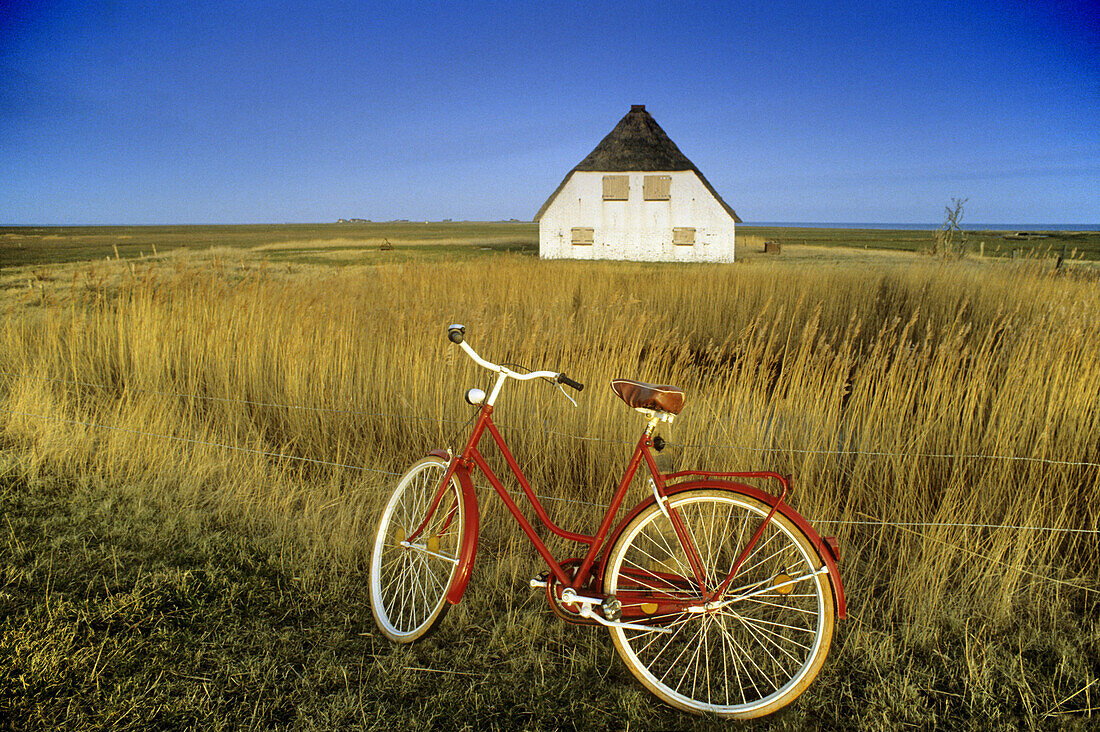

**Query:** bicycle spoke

left=371, top=458, right=463, bottom=643
left=618, top=553, right=697, bottom=597
left=727, top=610, right=809, bottom=663
left=639, top=616, right=694, bottom=673
left=741, top=595, right=820, bottom=617
left=720, top=614, right=731, bottom=707
left=643, top=526, right=692, bottom=579
left=678, top=618, right=706, bottom=700
left=729, top=530, right=785, bottom=580
left=605, top=489, right=834, bottom=718
left=724, top=610, right=816, bottom=643
left=730, top=611, right=793, bottom=675
left=703, top=615, right=714, bottom=705
left=659, top=620, right=706, bottom=690
left=413, top=550, right=447, bottom=596
left=713, top=613, right=779, bottom=694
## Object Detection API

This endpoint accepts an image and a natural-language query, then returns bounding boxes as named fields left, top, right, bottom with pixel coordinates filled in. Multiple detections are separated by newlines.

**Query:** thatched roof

left=535, top=105, right=741, bottom=222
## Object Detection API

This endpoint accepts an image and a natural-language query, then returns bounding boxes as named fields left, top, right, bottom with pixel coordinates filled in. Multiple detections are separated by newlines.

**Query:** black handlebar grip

left=447, top=324, right=465, bottom=344
left=557, top=373, right=584, bottom=391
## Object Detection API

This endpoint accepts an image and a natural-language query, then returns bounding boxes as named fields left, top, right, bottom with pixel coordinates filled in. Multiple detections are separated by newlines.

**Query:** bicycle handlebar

left=556, top=373, right=584, bottom=391
left=446, top=323, right=585, bottom=391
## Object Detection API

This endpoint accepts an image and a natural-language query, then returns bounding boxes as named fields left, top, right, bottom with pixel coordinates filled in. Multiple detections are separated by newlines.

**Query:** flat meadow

left=1, top=224, right=1098, bottom=730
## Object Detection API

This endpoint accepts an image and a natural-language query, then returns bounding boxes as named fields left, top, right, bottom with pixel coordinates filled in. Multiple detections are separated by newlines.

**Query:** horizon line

left=1, top=220, right=1098, bottom=230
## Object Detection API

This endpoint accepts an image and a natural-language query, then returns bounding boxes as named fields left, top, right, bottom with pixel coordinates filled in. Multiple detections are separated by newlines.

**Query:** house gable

left=534, top=105, right=740, bottom=223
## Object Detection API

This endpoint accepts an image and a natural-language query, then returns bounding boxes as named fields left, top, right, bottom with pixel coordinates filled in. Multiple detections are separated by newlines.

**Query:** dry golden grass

left=2, top=248, right=1098, bottom=646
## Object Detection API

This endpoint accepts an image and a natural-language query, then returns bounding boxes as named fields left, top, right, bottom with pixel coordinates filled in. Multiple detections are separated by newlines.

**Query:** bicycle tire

left=370, top=456, right=464, bottom=643
left=603, top=488, right=835, bottom=718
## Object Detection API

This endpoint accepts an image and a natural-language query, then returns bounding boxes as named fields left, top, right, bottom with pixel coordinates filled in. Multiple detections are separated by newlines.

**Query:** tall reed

left=2, top=251, right=1097, bottom=635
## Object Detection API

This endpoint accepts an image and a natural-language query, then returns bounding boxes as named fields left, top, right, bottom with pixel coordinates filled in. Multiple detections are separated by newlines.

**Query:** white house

left=535, top=105, right=741, bottom=263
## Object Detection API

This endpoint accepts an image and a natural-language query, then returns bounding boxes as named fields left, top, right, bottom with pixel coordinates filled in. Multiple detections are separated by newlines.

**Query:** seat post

left=637, top=408, right=674, bottom=436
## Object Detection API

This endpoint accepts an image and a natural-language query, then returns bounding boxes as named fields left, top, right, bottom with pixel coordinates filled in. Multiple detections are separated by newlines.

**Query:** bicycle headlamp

left=465, top=387, right=486, bottom=405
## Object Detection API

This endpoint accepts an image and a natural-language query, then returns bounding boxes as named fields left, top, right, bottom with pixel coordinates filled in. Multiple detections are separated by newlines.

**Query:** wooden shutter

left=673, top=227, right=696, bottom=245
left=602, top=175, right=629, bottom=200
left=643, top=175, right=671, bottom=200
left=571, top=227, right=594, bottom=245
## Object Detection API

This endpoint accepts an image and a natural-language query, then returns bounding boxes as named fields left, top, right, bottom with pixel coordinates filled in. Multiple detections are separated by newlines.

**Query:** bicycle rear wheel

left=603, top=488, right=835, bottom=719
left=370, top=456, right=464, bottom=643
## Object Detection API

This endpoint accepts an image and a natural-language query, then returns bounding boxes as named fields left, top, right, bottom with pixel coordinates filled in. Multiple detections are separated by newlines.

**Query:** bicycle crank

left=560, top=588, right=672, bottom=634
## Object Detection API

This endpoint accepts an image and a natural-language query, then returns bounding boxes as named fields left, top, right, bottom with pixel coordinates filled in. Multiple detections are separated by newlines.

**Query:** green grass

left=739, top=225, right=1100, bottom=260
left=0, top=222, right=540, bottom=269
left=4, top=222, right=1097, bottom=271
left=4, top=468, right=1098, bottom=730
left=0, top=470, right=759, bottom=731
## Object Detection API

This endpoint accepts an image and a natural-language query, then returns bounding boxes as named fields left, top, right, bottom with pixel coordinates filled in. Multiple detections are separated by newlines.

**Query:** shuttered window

left=673, top=227, right=696, bottom=246
left=571, top=227, right=594, bottom=245
left=602, top=175, right=629, bottom=201
left=643, top=175, right=671, bottom=200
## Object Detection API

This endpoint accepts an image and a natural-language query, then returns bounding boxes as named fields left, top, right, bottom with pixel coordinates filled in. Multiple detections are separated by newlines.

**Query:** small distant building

left=535, top=105, right=741, bottom=262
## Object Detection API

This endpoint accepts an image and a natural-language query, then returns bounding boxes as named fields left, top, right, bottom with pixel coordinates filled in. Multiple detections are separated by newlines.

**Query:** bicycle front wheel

left=370, top=456, right=464, bottom=643
left=603, top=488, right=835, bottom=719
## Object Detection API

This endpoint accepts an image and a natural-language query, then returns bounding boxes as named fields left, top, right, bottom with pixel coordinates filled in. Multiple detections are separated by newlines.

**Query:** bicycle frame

left=407, top=402, right=846, bottom=619
left=375, top=325, right=846, bottom=719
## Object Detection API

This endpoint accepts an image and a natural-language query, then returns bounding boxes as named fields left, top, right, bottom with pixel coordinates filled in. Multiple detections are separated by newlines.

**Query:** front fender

left=601, top=479, right=846, bottom=618
left=425, top=450, right=480, bottom=605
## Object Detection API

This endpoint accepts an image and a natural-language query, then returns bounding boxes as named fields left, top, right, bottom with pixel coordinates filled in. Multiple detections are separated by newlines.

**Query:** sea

left=744, top=222, right=1100, bottom=232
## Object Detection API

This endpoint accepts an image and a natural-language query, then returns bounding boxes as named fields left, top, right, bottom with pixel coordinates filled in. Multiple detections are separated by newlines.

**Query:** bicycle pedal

left=601, top=595, right=623, bottom=622
left=529, top=571, right=549, bottom=590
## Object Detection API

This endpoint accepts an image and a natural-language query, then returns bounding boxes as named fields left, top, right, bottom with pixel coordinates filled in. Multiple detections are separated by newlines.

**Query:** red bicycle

left=370, top=324, right=846, bottom=719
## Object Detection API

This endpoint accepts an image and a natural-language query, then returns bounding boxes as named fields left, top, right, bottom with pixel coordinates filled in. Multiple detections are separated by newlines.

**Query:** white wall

left=538, top=171, right=736, bottom=262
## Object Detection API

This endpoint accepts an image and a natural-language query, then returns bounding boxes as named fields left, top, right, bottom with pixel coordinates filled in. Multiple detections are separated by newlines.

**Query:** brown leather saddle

left=610, top=379, right=685, bottom=415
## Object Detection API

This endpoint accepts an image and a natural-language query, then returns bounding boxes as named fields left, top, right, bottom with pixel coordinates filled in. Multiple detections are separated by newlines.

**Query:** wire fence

left=2, top=403, right=1098, bottom=528
left=0, top=406, right=607, bottom=511
left=2, top=368, right=1099, bottom=598
left=4, top=401, right=1098, bottom=600
left=5, top=370, right=1099, bottom=469
left=0, top=406, right=400, bottom=476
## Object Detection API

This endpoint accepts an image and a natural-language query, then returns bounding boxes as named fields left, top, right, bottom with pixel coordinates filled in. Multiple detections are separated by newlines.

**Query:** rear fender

left=424, top=450, right=480, bottom=606
left=602, top=480, right=846, bottom=618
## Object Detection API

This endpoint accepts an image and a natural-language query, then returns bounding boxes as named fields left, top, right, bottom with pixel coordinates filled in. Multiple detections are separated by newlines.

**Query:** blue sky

left=1, top=1, right=1097, bottom=225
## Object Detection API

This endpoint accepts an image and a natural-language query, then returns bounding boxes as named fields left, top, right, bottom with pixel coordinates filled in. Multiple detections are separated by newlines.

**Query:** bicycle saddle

left=610, top=379, right=685, bottom=415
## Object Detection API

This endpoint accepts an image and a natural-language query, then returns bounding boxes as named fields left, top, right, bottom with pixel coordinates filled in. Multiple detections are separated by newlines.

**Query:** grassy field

left=3, top=222, right=1098, bottom=271
left=2, top=225, right=1099, bottom=729
left=0, top=222, right=538, bottom=269
left=740, top=226, right=1100, bottom=261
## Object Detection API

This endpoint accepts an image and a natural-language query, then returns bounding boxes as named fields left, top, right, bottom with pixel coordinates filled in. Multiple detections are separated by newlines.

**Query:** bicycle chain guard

left=542, top=559, right=602, bottom=626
